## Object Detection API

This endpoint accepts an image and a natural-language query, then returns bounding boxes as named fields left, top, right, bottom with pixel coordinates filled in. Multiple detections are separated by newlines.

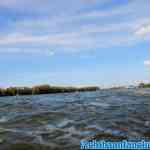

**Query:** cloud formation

left=0, top=0, right=150, bottom=55
left=135, top=25, right=150, bottom=36
left=144, top=60, right=150, bottom=66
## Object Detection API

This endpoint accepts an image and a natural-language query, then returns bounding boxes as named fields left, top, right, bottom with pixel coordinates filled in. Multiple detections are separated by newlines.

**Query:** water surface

left=0, top=89, right=150, bottom=149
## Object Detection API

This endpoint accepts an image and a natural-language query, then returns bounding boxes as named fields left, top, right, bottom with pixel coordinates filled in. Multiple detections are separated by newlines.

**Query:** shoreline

left=0, top=84, right=100, bottom=97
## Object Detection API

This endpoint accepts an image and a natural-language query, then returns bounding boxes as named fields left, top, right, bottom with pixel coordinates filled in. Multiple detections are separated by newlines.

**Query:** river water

left=0, top=89, right=150, bottom=149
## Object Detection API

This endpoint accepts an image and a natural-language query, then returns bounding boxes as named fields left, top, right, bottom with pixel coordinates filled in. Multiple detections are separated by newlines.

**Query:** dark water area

left=0, top=89, right=150, bottom=149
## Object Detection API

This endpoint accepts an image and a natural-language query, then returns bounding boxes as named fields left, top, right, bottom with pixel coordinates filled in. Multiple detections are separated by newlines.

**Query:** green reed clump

left=17, top=87, right=32, bottom=95
left=0, top=88, right=6, bottom=96
left=78, top=86, right=100, bottom=92
left=0, top=87, right=32, bottom=96
left=32, top=85, right=78, bottom=94
left=32, top=84, right=53, bottom=94
left=5, top=87, right=18, bottom=96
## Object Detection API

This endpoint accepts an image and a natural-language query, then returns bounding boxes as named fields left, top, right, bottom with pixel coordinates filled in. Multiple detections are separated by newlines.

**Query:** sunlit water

left=0, top=89, right=150, bottom=149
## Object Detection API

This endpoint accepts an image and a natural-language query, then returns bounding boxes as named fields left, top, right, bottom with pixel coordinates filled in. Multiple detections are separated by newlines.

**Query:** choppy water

left=0, top=89, right=150, bottom=149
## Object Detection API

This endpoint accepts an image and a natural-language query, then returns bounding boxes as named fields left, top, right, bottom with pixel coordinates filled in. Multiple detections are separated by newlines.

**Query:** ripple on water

left=90, top=102, right=110, bottom=108
left=0, top=116, right=9, bottom=123
left=0, top=90, right=150, bottom=149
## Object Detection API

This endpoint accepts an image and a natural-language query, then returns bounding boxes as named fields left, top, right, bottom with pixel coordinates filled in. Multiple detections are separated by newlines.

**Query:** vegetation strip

left=0, top=85, right=99, bottom=97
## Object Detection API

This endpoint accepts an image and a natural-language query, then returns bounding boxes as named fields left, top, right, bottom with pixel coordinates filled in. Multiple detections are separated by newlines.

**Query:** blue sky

left=0, top=0, right=150, bottom=87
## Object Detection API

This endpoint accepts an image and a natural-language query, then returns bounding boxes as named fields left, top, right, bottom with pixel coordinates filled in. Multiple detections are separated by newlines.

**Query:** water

left=0, top=89, right=150, bottom=149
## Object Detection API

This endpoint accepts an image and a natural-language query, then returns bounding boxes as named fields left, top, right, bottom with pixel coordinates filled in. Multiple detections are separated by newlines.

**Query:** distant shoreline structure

left=0, top=84, right=100, bottom=97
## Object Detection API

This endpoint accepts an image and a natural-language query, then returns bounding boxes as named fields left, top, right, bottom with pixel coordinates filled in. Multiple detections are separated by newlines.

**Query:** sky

left=0, top=0, right=150, bottom=88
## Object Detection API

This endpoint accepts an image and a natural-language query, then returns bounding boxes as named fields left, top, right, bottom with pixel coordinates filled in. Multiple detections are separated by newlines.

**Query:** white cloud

left=144, top=60, right=150, bottom=66
left=0, top=47, right=55, bottom=56
left=135, top=24, right=150, bottom=36
left=0, top=20, right=145, bottom=54
left=0, top=0, right=150, bottom=54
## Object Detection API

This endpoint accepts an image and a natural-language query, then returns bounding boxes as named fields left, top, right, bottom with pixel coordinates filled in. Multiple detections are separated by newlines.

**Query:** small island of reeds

left=0, top=84, right=100, bottom=97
